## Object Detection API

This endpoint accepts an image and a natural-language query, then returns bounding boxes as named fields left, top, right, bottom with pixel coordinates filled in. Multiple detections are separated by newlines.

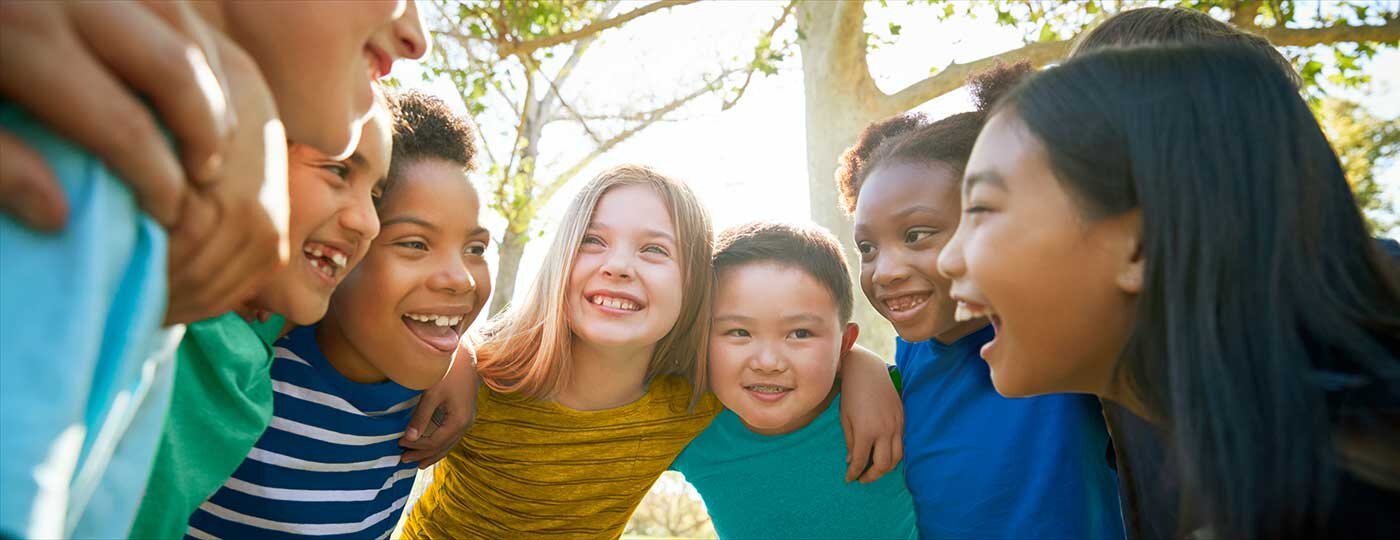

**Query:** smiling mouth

left=588, top=294, right=642, bottom=311
left=402, top=312, right=465, bottom=353
left=954, top=301, right=996, bottom=323
left=883, top=293, right=930, bottom=313
left=303, top=242, right=349, bottom=281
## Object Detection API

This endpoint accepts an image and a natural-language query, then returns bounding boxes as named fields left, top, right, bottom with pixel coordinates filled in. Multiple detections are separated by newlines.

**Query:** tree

left=1317, top=97, right=1400, bottom=235
left=423, top=0, right=793, bottom=315
left=787, top=0, right=1400, bottom=355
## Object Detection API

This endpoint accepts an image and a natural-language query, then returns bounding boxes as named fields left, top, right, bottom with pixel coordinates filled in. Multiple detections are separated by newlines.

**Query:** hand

left=0, top=0, right=235, bottom=231
left=400, top=341, right=481, bottom=468
left=164, top=36, right=288, bottom=325
left=838, top=344, right=905, bottom=483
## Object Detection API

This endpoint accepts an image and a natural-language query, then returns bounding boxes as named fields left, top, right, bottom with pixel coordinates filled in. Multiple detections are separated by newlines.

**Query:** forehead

left=355, top=109, right=394, bottom=173
left=379, top=159, right=480, bottom=224
left=965, top=112, right=1037, bottom=181
left=854, top=162, right=962, bottom=225
left=591, top=184, right=674, bottom=231
left=715, top=263, right=838, bottom=316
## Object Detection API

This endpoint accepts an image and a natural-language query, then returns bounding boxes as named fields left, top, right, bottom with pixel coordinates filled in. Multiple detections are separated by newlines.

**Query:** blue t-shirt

left=898, top=326, right=1124, bottom=540
left=671, top=380, right=917, bottom=540
left=0, top=103, right=181, bottom=539
left=186, top=325, right=422, bottom=539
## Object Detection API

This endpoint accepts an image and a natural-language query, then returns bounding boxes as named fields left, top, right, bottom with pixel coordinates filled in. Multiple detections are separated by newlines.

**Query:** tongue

left=404, top=318, right=460, bottom=352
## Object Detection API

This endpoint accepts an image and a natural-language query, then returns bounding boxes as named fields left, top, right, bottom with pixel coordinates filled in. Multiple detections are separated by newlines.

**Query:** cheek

left=858, top=262, right=876, bottom=302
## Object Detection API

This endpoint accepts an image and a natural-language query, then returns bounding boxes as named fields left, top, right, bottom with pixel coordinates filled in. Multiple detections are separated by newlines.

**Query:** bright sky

left=392, top=1, right=1400, bottom=312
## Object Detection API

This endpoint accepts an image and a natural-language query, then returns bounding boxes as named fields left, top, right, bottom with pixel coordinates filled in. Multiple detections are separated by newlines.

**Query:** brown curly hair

left=835, top=62, right=1034, bottom=215
left=382, top=89, right=480, bottom=201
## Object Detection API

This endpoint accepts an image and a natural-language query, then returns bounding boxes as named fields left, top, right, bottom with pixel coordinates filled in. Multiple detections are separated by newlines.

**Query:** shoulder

left=647, top=376, right=723, bottom=418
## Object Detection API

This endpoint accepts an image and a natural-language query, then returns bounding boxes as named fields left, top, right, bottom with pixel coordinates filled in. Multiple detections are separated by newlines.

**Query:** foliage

left=1316, top=97, right=1400, bottom=235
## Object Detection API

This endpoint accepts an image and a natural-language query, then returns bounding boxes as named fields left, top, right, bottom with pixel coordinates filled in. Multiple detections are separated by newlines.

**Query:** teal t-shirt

left=129, top=312, right=286, bottom=539
left=670, top=373, right=917, bottom=540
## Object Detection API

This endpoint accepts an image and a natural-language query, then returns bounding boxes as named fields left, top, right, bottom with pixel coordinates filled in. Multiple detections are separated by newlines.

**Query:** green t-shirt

left=128, top=312, right=284, bottom=539
left=669, top=369, right=917, bottom=540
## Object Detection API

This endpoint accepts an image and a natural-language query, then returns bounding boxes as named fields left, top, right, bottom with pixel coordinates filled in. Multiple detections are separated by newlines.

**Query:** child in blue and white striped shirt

left=187, top=90, right=490, bottom=539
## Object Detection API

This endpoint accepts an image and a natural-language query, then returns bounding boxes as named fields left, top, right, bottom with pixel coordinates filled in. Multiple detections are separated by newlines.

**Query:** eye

left=789, top=329, right=814, bottom=339
left=396, top=240, right=428, bottom=251
left=964, top=206, right=991, bottom=215
left=904, top=229, right=935, bottom=243
left=642, top=244, right=670, bottom=257
left=370, top=179, right=386, bottom=201
left=857, top=241, right=875, bottom=255
left=321, top=163, right=350, bottom=180
left=464, top=241, right=488, bottom=256
left=581, top=234, right=604, bottom=246
left=724, top=328, right=750, bottom=338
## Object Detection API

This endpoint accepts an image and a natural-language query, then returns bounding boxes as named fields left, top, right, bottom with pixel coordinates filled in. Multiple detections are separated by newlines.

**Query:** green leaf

left=943, top=3, right=955, bottom=18
left=889, top=22, right=902, bottom=36
left=1038, top=23, right=1059, bottom=43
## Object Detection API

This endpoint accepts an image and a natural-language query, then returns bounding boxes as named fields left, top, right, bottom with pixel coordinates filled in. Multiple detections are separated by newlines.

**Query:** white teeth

left=331, top=253, right=348, bottom=268
left=746, top=384, right=788, bottom=394
left=954, top=302, right=993, bottom=322
left=405, top=313, right=465, bottom=327
left=590, top=295, right=639, bottom=311
left=313, top=247, right=323, bottom=258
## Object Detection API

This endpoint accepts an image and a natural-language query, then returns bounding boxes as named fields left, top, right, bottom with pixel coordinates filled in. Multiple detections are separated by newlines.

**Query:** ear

left=1109, top=210, right=1143, bottom=294
left=840, top=322, right=860, bottom=355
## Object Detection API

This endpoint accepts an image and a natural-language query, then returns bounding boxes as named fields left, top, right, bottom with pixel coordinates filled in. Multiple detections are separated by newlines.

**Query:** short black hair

left=383, top=89, right=479, bottom=200
left=713, top=221, right=854, bottom=323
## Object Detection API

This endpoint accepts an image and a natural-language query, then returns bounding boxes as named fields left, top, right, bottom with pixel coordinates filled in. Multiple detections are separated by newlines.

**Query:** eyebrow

left=344, top=151, right=369, bottom=170
left=380, top=215, right=437, bottom=231
left=962, top=170, right=1007, bottom=196
left=587, top=222, right=677, bottom=244
left=713, top=313, right=828, bottom=325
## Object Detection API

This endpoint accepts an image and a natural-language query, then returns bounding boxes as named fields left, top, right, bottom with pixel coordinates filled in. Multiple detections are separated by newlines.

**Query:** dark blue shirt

left=897, top=326, right=1124, bottom=539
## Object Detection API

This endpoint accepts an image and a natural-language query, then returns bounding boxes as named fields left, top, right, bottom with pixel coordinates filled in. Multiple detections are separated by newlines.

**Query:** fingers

left=402, top=401, right=442, bottom=445
left=165, top=197, right=280, bottom=325
left=845, top=422, right=872, bottom=484
left=858, top=437, right=895, bottom=484
left=0, top=130, right=67, bottom=230
left=69, top=1, right=231, bottom=185
left=0, top=2, right=224, bottom=227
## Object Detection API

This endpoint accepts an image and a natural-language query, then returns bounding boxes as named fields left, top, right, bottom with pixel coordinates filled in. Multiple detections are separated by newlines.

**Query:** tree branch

left=534, top=73, right=729, bottom=206
left=1256, top=17, right=1400, bottom=48
left=879, top=39, right=1072, bottom=116
left=1229, top=0, right=1263, bottom=28
left=721, top=1, right=797, bottom=111
left=499, top=0, right=699, bottom=58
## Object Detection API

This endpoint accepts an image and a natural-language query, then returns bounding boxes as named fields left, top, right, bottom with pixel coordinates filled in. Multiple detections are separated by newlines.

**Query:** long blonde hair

left=476, top=164, right=714, bottom=407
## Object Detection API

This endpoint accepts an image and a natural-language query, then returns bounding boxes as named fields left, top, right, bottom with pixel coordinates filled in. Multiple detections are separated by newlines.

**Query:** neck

left=1104, top=375, right=1158, bottom=425
left=553, top=337, right=654, bottom=411
left=932, top=320, right=989, bottom=346
left=316, top=319, right=389, bottom=385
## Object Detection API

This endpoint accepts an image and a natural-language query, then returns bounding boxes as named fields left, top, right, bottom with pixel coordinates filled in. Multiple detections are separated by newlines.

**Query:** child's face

left=567, top=185, right=684, bottom=356
left=938, top=112, right=1139, bottom=397
left=853, top=162, right=985, bottom=343
left=223, top=1, right=428, bottom=158
left=324, top=158, right=491, bottom=390
left=709, top=263, right=857, bottom=435
left=252, top=111, right=390, bottom=325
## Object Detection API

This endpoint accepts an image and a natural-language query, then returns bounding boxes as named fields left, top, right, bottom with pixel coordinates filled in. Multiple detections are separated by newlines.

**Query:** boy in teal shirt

left=670, top=221, right=916, bottom=540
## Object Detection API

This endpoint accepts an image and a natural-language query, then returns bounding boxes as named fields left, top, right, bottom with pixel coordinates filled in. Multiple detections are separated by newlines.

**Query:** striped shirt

left=400, top=375, right=721, bottom=539
left=186, top=325, right=421, bottom=540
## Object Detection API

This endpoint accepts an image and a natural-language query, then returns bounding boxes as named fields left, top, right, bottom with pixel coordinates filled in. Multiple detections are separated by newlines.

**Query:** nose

left=429, top=253, right=477, bottom=295
left=749, top=340, right=786, bottom=373
left=938, top=223, right=968, bottom=280
left=342, top=192, right=381, bottom=247
left=391, top=0, right=430, bottom=60
left=870, top=246, right=911, bottom=288
left=599, top=250, right=633, bottom=280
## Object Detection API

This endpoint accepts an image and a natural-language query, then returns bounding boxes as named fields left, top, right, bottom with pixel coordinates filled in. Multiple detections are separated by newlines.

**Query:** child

left=186, top=90, right=487, bottom=540
left=835, top=64, right=1125, bottom=539
left=0, top=4, right=429, bottom=538
left=671, top=221, right=918, bottom=539
left=400, top=165, right=902, bottom=538
left=938, top=44, right=1400, bottom=540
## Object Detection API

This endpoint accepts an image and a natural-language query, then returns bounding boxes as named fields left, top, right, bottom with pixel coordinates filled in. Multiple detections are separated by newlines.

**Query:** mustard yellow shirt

left=401, top=375, right=721, bottom=539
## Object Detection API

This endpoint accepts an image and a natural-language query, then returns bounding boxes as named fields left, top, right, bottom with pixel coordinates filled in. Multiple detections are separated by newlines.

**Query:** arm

left=400, top=339, right=481, bottom=468
left=0, top=0, right=233, bottom=230
left=838, top=344, right=905, bottom=483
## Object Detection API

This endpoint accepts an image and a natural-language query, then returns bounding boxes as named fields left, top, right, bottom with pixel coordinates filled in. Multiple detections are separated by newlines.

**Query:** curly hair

left=834, top=62, right=1033, bottom=214
left=382, top=89, right=480, bottom=199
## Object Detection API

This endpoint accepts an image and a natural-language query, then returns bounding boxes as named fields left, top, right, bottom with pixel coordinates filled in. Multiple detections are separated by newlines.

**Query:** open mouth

left=881, top=292, right=931, bottom=320
left=303, top=242, right=350, bottom=283
left=402, top=312, right=465, bottom=353
left=588, top=293, right=643, bottom=312
left=743, top=383, right=793, bottom=402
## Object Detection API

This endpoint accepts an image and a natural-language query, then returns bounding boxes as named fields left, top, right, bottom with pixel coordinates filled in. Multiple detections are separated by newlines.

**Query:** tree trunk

left=489, top=226, right=529, bottom=317
left=797, top=1, right=895, bottom=359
